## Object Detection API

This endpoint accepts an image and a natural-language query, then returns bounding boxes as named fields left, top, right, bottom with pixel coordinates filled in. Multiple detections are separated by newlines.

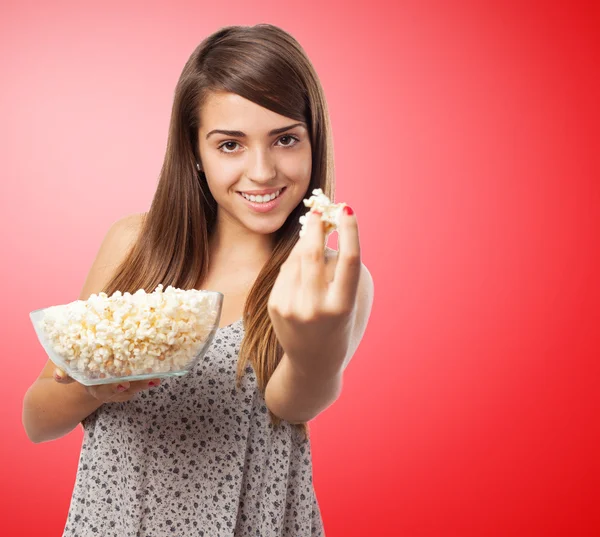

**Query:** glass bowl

left=29, top=290, right=224, bottom=386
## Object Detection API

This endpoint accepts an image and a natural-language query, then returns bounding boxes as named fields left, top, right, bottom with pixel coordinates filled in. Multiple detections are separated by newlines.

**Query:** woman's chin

left=244, top=218, right=287, bottom=235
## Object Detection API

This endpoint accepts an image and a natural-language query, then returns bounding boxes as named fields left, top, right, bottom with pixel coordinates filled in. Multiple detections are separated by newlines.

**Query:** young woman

left=23, top=23, right=373, bottom=536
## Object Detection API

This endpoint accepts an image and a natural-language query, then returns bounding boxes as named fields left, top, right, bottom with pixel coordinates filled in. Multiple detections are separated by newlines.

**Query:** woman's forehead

left=200, top=92, right=304, bottom=136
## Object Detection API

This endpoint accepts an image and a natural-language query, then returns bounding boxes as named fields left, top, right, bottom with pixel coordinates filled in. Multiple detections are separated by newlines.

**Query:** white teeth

left=241, top=189, right=282, bottom=203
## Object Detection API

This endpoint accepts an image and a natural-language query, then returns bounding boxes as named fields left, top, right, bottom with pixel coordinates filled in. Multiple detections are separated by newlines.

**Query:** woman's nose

left=246, top=149, right=276, bottom=182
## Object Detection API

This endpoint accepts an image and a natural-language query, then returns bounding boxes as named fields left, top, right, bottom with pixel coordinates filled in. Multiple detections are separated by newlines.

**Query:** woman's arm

left=22, top=213, right=144, bottom=443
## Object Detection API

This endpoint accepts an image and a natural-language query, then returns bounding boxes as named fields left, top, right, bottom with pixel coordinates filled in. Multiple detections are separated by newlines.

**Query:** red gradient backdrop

left=2, top=1, right=599, bottom=536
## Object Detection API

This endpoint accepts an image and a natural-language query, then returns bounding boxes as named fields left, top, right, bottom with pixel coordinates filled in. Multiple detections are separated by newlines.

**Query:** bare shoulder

left=35, top=212, right=148, bottom=382
left=103, top=212, right=146, bottom=257
left=78, top=212, right=146, bottom=301
left=116, top=212, right=146, bottom=237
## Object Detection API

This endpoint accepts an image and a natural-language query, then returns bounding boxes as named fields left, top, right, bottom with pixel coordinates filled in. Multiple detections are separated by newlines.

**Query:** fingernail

left=148, top=381, right=158, bottom=387
left=117, top=384, right=127, bottom=392
left=54, top=373, right=62, bottom=381
left=343, top=205, right=354, bottom=216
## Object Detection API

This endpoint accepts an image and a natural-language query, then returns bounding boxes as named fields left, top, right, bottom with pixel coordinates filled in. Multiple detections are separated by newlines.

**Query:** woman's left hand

left=267, top=206, right=361, bottom=377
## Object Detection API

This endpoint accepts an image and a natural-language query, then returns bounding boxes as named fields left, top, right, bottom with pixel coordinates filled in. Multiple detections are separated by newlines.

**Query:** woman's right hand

left=53, top=367, right=161, bottom=403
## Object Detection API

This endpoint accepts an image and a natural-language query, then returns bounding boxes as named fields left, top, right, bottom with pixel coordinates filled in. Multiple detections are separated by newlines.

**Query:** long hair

left=102, top=24, right=335, bottom=440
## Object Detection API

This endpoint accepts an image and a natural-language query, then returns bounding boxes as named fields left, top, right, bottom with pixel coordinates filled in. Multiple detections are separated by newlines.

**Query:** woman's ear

left=194, top=149, right=204, bottom=172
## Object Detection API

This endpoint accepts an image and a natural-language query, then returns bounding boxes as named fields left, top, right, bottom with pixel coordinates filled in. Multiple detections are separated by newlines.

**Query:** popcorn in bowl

left=29, top=284, right=224, bottom=386
left=299, top=188, right=348, bottom=238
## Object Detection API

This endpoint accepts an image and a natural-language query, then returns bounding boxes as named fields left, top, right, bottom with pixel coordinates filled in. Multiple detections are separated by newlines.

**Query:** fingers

left=300, top=210, right=327, bottom=296
left=109, top=379, right=158, bottom=396
left=270, top=242, right=301, bottom=316
left=114, top=381, right=131, bottom=393
left=131, top=379, right=161, bottom=392
left=101, top=378, right=161, bottom=403
left=101, top=381, right=131, bottom=401
left=329, top=206, right=361, bottom=311
left=53, top=367, right=75, bottom=384
left=111, top=378, right=160, bottom=396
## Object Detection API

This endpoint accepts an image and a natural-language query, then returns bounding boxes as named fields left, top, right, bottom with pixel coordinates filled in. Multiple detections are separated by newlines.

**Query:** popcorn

left=39, top=284, right=219, bottom=381
left=299, top=188, right=348, bottom=238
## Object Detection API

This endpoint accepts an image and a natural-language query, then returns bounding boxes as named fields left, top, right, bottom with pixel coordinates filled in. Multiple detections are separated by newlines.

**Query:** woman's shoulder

left=97, top=212, right=147, bottom=267
left=77, top=212, right=146, bottom=301
left=115, top=212, right=147, bottom=233
left=106, top=212, right=147, bottom=245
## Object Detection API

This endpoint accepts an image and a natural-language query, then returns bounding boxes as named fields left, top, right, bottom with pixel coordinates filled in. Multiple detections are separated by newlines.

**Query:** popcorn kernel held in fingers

left=299, top=189, right=348, bottom=238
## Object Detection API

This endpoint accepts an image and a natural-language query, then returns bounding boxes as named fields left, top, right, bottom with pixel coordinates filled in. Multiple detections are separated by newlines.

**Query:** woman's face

left=197, top=91, right=312, bottom=236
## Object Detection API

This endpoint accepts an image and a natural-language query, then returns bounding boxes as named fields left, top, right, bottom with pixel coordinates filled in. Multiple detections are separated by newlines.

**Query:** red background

left=2, top=1, right=599, bottom=536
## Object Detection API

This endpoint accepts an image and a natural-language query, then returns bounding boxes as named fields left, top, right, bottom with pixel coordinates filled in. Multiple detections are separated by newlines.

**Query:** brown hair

left=102, top=24, right=335, bottom=440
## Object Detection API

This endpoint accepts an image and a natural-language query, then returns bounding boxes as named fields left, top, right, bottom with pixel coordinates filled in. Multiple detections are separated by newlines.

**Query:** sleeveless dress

left=61, top=319, right=325, bottom=536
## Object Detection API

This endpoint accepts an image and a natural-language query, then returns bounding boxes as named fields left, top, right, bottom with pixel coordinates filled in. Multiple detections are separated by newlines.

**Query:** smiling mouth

left=237, top=187, right=287, bottom=203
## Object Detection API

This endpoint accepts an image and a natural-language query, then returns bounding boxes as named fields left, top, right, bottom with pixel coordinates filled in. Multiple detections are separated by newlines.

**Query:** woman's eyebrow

left=206, top=123, right=306, bottom=139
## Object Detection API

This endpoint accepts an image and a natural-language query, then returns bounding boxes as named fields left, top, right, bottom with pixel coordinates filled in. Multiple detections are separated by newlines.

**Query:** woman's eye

left=278, top=135, right=298, bottom=146
left=220, top=141, right=239, bottom=152
left=217, top=135, right=299, bottom=154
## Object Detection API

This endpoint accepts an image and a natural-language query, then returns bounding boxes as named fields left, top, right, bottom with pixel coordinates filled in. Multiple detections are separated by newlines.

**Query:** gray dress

left=62, top=319, right=325, bottom=536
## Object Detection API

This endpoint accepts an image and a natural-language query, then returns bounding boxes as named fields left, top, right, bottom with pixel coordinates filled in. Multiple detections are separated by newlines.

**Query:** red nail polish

left=343, top=205, right=354, bottom=215
left=117, top=384, right=127, bottom=392
left=149, top=381, right=156, bottom=387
